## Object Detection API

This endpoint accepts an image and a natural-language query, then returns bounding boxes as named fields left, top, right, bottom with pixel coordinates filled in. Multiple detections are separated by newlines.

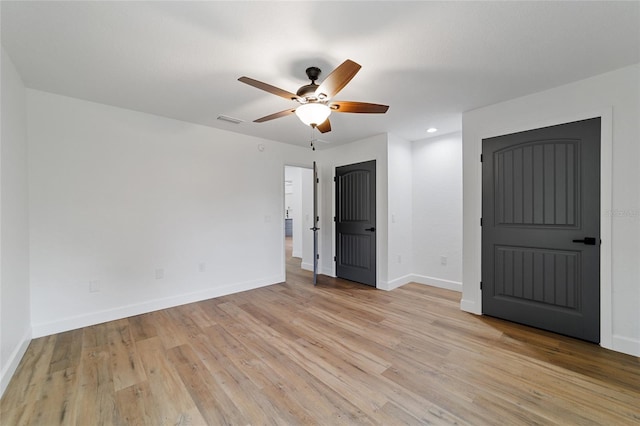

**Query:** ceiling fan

left=238, top=59, right=389, bottom=133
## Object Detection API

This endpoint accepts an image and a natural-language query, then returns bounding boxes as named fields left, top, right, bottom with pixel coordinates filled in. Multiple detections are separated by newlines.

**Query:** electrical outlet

left=440, top=256, right=448, bottom=266
left=155, top=268, right=164, bottom=279
left=89, top=280, right=100, bottom=293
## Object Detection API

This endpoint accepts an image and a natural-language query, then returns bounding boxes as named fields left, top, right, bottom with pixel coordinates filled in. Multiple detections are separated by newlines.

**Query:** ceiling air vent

left=217, top=115, right=244, bottom=124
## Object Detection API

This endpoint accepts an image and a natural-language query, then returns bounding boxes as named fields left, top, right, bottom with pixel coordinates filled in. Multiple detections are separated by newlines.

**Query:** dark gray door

left=335, top=160, right=376, bottom=287
left=482, top=118, right=601, bottom=343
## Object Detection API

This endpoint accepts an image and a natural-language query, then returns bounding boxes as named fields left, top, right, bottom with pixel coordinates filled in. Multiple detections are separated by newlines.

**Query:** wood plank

left=0, top=335, right=56, bottom=414
left=73, top=347, right=119, bottom=425
left=106, top=319, right=147, bottom=391
left=82, top=322, right=110, bottom=349
left=128, top=312, right=158, bottom=342
left=191, top=327, right=307, bottom=425
left=114, top=381, right=154, bottom=425
left=167, top=344, right=247, bottom=425
left=204, top=312, right=375, bottom=424
left=146, top=310, right=187, bottom=350
left=135, top=337, right=207, bottom=425
left=48, top=329, right=83, bottom=373
left=31, top=367, right=79, bottom=426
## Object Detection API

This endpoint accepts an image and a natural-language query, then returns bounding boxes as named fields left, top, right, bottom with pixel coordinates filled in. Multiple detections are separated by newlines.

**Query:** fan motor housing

left=296, top=66, right=322, bottom=100
left=296, top=83, right=319, bottom=99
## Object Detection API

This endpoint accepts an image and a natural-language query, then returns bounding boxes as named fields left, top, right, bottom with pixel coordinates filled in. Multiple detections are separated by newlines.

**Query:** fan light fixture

left=295, top=103, right=331, bottom=127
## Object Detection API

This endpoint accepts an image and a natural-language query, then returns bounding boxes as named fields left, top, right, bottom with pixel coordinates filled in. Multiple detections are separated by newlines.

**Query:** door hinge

left=317, top=254, right=320, bottom=260
left=334, top=256, right=336, bottom=262
left=316, top=178, right=319, bottom=184
left=480, top=218, right=483, bottom=226
left=480, top=281, right=483, bottom=290
left=333, top=176, right=336, bottom=182
left=480, top=154, right=483, bottom=162
left=333, top=216, right=336, bottom=222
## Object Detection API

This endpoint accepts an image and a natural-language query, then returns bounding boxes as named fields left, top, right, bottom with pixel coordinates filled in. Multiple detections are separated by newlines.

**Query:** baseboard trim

left=411, top=275, right=462, bottom=292
left=612, top=334, right=640, bottom=357
left=460, top=298, right=480, bottom=314
left=301, top=262, right=313, bottom=272
left=379, top=274, right=413, bottom=291
left=321, top=267, right=336, bottom=277
left=1, top=328, right=32, bottom=398
left=31, top=275, right=283, bottom=338
left=379, top=274, right=463, bottom=292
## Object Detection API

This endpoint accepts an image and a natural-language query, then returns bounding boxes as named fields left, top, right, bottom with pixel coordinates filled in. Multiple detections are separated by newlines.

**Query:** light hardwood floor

left=2, top=239, right=639, bottom=425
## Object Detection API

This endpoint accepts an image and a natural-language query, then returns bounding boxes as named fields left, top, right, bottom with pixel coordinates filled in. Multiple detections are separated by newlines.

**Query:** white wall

left=0, top=48, right=31, bottom=396
left=27, top=89, right=312, bottom=337
left=412, top=132, right=463, bottom=291
left=462, top=64, right=640, bottom=356
left=385, top=134, right=414, bottom=289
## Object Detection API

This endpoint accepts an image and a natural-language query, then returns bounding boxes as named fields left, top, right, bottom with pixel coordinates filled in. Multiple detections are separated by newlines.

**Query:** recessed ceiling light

left=427, top=127, right=438, bottom=133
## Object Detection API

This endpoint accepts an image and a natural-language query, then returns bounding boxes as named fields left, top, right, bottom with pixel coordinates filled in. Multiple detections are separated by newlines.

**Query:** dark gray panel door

left=482, top=118, right=601, bottom=343
left=336, top=160, right=376, bottom=287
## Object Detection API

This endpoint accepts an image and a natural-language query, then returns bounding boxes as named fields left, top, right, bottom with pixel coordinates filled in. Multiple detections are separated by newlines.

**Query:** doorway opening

left=284, top=165, right=314, bottom=280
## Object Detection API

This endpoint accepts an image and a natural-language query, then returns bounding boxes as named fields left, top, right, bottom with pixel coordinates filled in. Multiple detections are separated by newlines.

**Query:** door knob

left=572, top=237, right=597, bottom=245
left=365, top=227, right=376, bottom=232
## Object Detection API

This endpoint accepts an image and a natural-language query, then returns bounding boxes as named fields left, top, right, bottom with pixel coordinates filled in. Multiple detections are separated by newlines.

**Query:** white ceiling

left=2, top=1, right=639, bottom=148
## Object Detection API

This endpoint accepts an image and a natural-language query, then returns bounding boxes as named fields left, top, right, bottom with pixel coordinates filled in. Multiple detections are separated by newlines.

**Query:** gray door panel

left=335, top=160, right=376, bottom=287
left=482, top=118, right=600, bottom=342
